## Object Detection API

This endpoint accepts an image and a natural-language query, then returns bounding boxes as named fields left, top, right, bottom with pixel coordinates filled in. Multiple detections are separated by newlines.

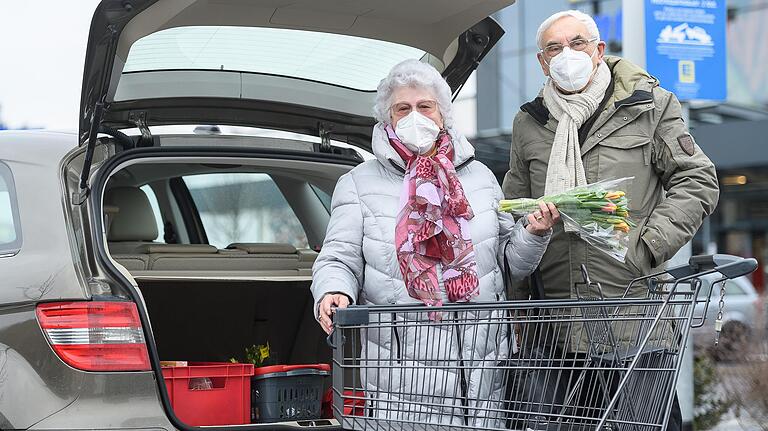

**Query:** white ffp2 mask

left=547, top=47, right=597, bottom=92
left=394, top=111, right=441, bottom=155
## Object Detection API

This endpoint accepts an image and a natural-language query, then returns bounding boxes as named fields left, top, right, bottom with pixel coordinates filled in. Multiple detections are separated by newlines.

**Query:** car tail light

left=36, top=301, right=151, bottom=371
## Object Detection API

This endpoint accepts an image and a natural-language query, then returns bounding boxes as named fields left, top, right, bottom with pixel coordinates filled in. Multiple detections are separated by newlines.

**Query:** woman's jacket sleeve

left=311, top=172, right=364, bottom=318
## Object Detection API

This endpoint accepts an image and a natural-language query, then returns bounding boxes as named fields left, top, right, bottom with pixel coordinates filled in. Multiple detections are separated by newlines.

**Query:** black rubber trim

left=88, top=146, right=355, bottom=430
left=98, top=125, right=136, bottom=150
left=101, top=97, right=377, bottom=151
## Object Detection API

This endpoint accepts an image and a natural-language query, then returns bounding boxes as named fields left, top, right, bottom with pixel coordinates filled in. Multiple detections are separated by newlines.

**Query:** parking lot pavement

left=708, top=361, right=768, bottom=430
left=710, top=411, right=763, bottom=431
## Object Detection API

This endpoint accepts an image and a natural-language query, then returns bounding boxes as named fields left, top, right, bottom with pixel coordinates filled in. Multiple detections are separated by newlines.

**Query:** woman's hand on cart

left=318, top=293, right=351, bottom=334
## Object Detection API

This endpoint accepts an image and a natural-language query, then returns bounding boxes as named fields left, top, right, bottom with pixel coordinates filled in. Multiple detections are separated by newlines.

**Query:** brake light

left=36, top=301, right=151, bottom=371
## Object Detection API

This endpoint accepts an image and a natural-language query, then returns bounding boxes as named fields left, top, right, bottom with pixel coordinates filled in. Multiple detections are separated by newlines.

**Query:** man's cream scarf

left=542, top=61, right=611, bottom=195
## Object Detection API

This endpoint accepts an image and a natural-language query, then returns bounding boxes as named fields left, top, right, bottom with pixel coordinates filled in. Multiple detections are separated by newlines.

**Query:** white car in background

left=691, top=273, right=765, bottom=360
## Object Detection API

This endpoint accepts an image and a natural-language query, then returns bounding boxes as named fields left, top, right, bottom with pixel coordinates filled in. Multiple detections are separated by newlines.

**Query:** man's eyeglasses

left=541, top=37, right=599, bottom=58
left=391, top=100, right=438, bottom=118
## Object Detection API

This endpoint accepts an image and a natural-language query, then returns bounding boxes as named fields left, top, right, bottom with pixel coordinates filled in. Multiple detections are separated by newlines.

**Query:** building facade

left=468, top=0, right=768, bottom=292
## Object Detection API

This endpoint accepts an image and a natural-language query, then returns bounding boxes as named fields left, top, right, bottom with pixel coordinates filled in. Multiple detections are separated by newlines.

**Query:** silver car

left=691, top=273, right=765, bottom=360
left=0, top=0, right=514, bottom=428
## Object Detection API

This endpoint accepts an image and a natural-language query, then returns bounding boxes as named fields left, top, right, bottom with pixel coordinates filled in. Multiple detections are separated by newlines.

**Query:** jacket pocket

left=596, top=135, right=655, bottom=214
left=625, top=216, right=652, bottom=275
left=598, top=135, right=651, bottom=166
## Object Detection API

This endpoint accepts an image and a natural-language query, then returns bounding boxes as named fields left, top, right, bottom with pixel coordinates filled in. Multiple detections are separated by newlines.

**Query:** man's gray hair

left=536, top=10, right=600, bottom=49
left=373, top=59, right=454, bottom=128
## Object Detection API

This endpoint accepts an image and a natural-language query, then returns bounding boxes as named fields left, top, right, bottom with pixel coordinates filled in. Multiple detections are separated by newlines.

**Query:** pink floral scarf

left=387, top=125, right=479, bottom=314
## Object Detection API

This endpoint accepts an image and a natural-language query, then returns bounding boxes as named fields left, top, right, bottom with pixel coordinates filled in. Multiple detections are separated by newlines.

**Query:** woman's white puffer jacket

left=312, top=124, right=550, bottom=427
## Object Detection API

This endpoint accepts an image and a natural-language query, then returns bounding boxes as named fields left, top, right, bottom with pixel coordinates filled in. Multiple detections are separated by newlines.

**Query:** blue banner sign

left=645, top=0, right=727, bottom=101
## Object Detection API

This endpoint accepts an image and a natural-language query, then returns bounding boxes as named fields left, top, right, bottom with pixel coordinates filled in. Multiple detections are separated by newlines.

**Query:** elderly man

left=503, top=9, right=718, bottom=301
left=502, top=9, right=719, bottom=431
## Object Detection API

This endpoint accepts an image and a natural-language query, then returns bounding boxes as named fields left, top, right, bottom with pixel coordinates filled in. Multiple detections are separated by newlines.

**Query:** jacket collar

left=520, top=56, right=657, bottom=126
left=371, top=122, right=476, bottom=175
left=521, top=97, right=549, bottom=125
left=612, top=88, right=653, bottom=109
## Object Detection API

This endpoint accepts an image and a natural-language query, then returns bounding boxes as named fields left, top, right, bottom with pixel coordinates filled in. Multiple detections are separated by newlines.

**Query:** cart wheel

left=710, top=321, right=750, bottom=362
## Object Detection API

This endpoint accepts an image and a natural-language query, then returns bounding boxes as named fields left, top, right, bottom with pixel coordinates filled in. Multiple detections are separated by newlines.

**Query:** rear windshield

left=123, top=26, right=428, bottom=91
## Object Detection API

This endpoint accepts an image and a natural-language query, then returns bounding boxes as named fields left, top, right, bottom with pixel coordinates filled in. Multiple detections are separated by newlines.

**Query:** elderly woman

left=311, top=59, right=558, bottom=427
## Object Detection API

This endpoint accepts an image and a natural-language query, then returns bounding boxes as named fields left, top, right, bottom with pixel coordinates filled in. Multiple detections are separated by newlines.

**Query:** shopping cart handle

left=690, top=254, right=739, bottom=270
left=667, top=254, right=757, bottom=279
left=713, top=258, right=758, bottom=279
left=333, top=306, right=370, bottom=326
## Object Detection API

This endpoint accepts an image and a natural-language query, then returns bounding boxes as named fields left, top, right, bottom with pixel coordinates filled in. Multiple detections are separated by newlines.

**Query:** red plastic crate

left=322, top=388, right=367, bottom=418
left=162, top=362, right=255, bottom=426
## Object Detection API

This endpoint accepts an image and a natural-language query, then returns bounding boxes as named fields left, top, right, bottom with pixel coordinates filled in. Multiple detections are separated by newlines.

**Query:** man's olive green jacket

left=502, top=55, right=719, bottom=304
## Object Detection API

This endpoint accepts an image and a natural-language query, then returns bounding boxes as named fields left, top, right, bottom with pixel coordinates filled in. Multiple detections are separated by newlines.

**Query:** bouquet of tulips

left=499, top=177, right=636, bottom=262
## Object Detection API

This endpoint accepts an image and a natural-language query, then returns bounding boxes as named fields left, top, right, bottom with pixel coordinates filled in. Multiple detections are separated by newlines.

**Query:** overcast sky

left=0, top=1, right=101, bottom=130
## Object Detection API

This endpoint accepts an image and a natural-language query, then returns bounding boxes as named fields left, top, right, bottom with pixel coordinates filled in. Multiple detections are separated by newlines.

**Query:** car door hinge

left=318, top=122, right=333, bottom=153
left=129, top=111, right=153, bottom=147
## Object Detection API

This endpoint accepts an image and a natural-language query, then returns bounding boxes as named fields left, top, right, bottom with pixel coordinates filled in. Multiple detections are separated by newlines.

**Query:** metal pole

left=702, top=216, right=715, bottom=254
left=622, top=2, right=693, bottom=427
left=621, top=0, right=645, bottom=67
left=670, top=101, right=695, bottom=431
left=518, top=0, right=526, bottom=105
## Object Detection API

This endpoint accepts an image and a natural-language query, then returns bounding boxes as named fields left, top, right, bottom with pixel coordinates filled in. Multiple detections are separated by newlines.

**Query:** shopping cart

left=327, top=254, right=756, bottom=431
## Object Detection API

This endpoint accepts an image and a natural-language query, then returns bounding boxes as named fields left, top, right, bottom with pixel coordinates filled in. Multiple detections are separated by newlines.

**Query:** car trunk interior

left=99, top=151, right=356, bottom=427
left=137, top=278, right=330, bottom=366
left=77, top=0, right=512, bottom=425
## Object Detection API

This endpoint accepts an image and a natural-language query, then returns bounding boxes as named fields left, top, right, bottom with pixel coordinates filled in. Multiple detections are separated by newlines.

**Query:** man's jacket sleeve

left=643, top=90, right=720, bottom=266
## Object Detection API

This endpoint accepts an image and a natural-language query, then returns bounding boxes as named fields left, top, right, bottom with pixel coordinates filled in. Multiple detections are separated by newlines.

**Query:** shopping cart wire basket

left=327, top=254, right=756, bottom=431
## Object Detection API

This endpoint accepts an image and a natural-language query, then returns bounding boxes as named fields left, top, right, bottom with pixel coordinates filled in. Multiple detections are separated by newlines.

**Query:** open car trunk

left=94, top=148, right=357, bottom=427
left=138, top=279, right=329, bottom=366
left=137, top=277, right=336, bottom=424
left=78, top=1, right=515, bottom=427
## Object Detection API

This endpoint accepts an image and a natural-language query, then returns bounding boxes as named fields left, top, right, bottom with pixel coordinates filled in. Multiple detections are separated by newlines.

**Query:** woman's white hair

left=373, top=59, right=454, bottom=129
left=536, top=10, right=600, bottom=49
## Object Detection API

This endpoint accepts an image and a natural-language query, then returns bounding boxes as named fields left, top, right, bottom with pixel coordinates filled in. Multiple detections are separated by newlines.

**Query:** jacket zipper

left=391, top=313, right=402, bottom=364
left=454, top=312, right=470, bottom=425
